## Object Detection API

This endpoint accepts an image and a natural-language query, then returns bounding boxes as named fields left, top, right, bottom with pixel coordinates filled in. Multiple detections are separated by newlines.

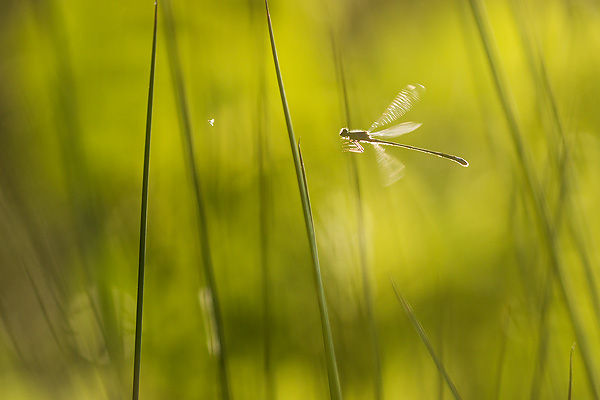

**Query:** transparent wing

left=342, top=140, right=364, bottom=153
left=368, top=84, right=425, bottom=133
left=373, top=144, right=405, bottom=186
left=369, top=121, right=422, bottom=138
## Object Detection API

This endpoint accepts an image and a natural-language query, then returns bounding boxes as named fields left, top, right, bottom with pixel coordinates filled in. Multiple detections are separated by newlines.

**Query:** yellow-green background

left=1, top=0, right=599, bottom=398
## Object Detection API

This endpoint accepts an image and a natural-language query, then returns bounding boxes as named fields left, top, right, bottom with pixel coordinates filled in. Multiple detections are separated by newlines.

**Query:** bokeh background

left=1, top=0, right=600, bottom=398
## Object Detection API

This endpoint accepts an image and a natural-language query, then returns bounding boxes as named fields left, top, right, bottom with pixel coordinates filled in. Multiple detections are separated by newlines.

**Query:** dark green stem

left=132, top=2, right=158, bottom=399
left=264, top=1, right=343, bottom=398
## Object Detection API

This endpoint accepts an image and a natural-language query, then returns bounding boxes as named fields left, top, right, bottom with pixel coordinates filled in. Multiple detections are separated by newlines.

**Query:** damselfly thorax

left=340, top=84, right=468, bottom=185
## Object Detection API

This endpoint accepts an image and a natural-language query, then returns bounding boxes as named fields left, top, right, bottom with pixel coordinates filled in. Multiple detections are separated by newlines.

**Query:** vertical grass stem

left=265, top=2, right=343, bottom=398
left=330, top=31, right=382, bottom=400
left=131, top=3, right=158, bottom=399
left=161, top=1, right=231, bottom=398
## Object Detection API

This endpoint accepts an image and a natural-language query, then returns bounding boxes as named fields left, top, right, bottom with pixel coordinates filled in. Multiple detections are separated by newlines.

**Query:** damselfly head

left=339, top=128, right=349, bottom=138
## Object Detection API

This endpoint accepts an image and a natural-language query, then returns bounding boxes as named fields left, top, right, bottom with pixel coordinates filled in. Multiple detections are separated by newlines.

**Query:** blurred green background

left=1, top=0, right=600, bottom=398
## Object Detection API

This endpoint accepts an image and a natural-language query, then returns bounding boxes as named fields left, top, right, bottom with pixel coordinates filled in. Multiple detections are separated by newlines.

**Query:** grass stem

left=330, top=31, right=383, bottom=400
left=391, top=278, right=462, bottom=400
left=264, top=2, right=343, bottom=398
left=569, top=343, right=576, bottom=400
left=131, top=3, right=158, bottom=399
left=161, top=1, right=231, bottom=398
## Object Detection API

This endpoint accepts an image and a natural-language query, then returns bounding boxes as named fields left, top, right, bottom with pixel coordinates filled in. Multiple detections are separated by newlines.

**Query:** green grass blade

left=296, top=140, right=343, bottom=398
left=249, top=1, right=274, bottom=396
left=258, top=107, right=274, bottom=400
left=493, top=308, right=510, bottom=400
left=330, top=32, right=382, bottom=400
left=569, top=343, right=576, bottom=400
left=264, top=2, right=342, bottom=398
left=465, top=0, right=600, bottom=396
left=131, top=3, right=158, bottom=399
left=390, top=278, right=462, bottom=400
left=161, top=1, right=231, bottom=399
left=255, top=25, right=274, bottom=400
left=258, top=51, right=273, bottom=400
left=529, top=272, right=553, bottom=400
left=350, top=139, right=383, bottom=400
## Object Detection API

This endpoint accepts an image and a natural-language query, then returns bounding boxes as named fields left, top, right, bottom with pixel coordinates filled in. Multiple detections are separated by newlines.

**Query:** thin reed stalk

left=255, top=24, right=274, bottom=400
left=161, top=1, right=231, bottom=399
left=258, top=99, right=274, bottom=400
left=330, top=32, right=382, bottom=400
left=264, top=1, right=342, bottom=398
left=569, top=343, right=576, bottom=400
left=493, top=307, right=510, bottom=400
left=466, top=0, right=600, bottom=396
left=34, top=0, right=114, bottom=378
left=131, top=3, right=158, bottom=399
left=390, top=278, right=462, bottom=400
left=249, top=1, right=275, bottom=397
left=529, top=269, right=552, bottom=400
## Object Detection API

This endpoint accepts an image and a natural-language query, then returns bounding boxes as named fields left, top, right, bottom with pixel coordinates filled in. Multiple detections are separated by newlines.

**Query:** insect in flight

left=340, top=84, right=468, bottom=185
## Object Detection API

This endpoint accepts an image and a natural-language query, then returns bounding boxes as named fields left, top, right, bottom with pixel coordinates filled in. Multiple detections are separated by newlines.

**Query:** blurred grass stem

left=330, top=31, right=382, bottom=400
left=253, top=7, right=274, bottom=397
left=161, top=1, right=231, bottom=398
left=510, top=0, right=600, bottom=331
left=466, top=0, right=600, bottom=396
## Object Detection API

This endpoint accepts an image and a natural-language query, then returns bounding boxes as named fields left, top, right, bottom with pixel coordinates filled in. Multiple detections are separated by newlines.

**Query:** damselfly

left=340, top=84, right=468, bottom=185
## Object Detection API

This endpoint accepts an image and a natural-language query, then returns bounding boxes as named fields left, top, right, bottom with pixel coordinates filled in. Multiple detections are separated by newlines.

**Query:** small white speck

left=208, top=119, right=215, bottom=126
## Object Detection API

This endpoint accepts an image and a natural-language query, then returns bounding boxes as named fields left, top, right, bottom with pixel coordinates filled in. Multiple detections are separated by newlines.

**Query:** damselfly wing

left=340, top=84, right=468, bottom=186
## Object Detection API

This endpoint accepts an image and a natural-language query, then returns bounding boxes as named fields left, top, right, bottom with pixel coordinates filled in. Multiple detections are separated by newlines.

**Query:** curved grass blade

left=390, top=278, right=462, bottom=400
left=331, top=31, right=383, bottom=400
left=265, top=2, right=342, bottom=398
left=161, top=1, right=231, bottom=398
left=131, top=3, right=158, bottom=399
left=466, top=0, right=600, bottom=395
